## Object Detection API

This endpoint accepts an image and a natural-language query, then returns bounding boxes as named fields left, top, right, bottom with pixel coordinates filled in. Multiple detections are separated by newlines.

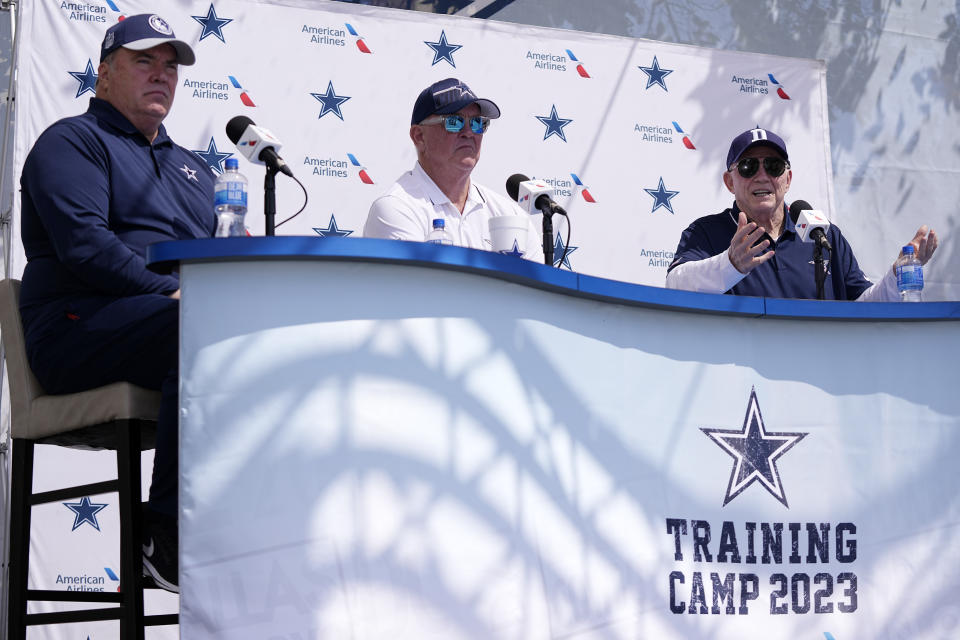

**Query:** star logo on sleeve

left=192, top=3, right=233, bottom=43
left=701, top=387, right=807, bottom=508
left=536, top=105, right=573, bottom=142
left=311, top=81, right=351, bottom=120
left=424, top=30, right=462, bottom=67
left=68, top=59, right=98, bottom=98
left=180, top=164, right=199, bottom=182
left=643, top=177, right=679, bottom=214
left=313, top=214, right=354, bottom=238
left=63, top=496, right=108, bottom=531
left=191, top=137, right=232, bottom=174
left=638, top=55, right=673, bottom=91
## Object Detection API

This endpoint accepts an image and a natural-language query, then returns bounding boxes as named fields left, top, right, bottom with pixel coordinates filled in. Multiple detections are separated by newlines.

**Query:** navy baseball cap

left=411, top=78, right=501, bottom=125
left=725, top=127, right=789, bottom=169
left=100, top=14, right=196, bottom=66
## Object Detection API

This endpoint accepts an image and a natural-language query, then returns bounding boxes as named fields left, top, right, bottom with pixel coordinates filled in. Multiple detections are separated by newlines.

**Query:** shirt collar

left=413, top=161, right=484, bottom=209
left=87, top=97, right=171, bottom=146
left=729, top=201, right=795, bottom=235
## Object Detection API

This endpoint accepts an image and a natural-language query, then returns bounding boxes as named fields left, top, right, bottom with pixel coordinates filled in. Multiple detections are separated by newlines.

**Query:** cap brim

left=435, top=97, right=501, bottom=119
left=122, top=38, right=196, bottom=65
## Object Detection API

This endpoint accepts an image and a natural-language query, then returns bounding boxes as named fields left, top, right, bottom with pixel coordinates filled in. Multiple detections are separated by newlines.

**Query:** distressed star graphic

left=191, top=137, right=232, bottom=174
left=68, top=59, right=98, bottom=98
left=424, top=30, right=462, bottom=67
left=192, top=3, right=233, bottom=42
left=643, top=177, right=679, bottom=214
left=313, top=214, right=354, bottom=238
left=701, top=387, right=807, bottom=507
left=63, top=496, right=108, bottom=531
left=536, top=105, right=573, bottom=142
left=638, top=55, right=673, bottom=91
left=553, top=232, right=578, bottom=269
left=311, top=81, right=351, bottom=120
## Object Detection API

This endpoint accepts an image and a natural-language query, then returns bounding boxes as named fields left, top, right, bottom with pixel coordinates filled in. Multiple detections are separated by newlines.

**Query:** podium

left=148, top=237, right=960, bottom=640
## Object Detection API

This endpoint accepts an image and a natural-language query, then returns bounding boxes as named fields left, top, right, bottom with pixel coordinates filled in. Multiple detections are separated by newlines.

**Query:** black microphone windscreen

left=789, top=199, right=812, bottom=223
left=505, top=173, right=529, bottom=201
left=226, top=115, right=255, bottom=144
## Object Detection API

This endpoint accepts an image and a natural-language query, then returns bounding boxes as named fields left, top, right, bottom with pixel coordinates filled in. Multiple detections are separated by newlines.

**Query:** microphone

left=505, top=173, right=565, bottom=215
left=789, top=200, right=832, bottom=251
left=225, top=116, right=294, bottom=177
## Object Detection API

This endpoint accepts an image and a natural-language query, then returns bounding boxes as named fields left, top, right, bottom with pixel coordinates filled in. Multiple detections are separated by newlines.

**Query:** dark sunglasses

left=733, top=156, right=790, bottom=178
left=420, top=114, right=491, bottom=134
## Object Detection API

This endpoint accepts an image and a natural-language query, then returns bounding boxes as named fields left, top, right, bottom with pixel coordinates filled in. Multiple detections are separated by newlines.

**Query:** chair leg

left=116, top=419, right=146, bottom=640
left=7, top=438, right=34, bottom=640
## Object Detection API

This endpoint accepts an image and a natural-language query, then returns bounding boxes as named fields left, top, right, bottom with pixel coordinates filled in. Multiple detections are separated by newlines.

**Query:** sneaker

left=142, top=508, right=179, bottom=594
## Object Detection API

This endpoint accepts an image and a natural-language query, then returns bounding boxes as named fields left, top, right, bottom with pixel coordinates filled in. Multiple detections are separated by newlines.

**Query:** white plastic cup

left=488, top=216, right=529, bottom=257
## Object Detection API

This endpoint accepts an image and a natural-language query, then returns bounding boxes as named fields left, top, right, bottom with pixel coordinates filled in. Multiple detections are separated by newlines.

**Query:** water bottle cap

left=432, top=218, right=445, bottom=229
left=902, top=245, right=915, bottom=254
left=225, top=157, right=239, bottom=170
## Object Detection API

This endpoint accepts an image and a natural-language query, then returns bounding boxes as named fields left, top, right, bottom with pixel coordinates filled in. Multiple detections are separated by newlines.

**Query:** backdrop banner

left=8, top=0, right=863, bottom=638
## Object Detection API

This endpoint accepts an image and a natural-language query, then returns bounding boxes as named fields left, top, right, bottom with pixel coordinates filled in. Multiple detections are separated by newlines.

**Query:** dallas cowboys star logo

left=180, top=164, right=199, bottom=182
left=424, top=30, right=462, bottom=67
left=499, top=239, right=525, bottom=258
left=553, top=232, right=578, bottom=269
left=638, top=55, right=673, bottom=91
left=63, top=496, right=108, bottom=531
left=643, top=177, right=679, bottom=214
left=313, top=214, right=353, bottom=238
left=192, top=3, right=233, bottom=43
left=536, top=105, right=573, bottom=142
left=701, top=387, right=807, bottom=507
left=68, top=59, right=98, bottom=98
left=311, top=81, right=351, bottom=120
left=192, top=137, right=232, bottom=174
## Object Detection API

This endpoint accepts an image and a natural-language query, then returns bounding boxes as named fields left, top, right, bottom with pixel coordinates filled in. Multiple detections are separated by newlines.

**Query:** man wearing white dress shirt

left=364, top=77, right=544, bottom=262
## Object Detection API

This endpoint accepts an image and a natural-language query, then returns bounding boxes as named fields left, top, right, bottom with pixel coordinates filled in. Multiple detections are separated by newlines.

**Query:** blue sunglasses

left=420, top=114, right=491, bottom=134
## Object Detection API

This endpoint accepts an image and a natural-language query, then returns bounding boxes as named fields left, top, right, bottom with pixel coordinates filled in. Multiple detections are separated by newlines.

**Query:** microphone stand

left=537, top=203, right=554, bottom=267
left=264, top=165, right=279, bottom=237
left=813, top=242, right=828, bottom=300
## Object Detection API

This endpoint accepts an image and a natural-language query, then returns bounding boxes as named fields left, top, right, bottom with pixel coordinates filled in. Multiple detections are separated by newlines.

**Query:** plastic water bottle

left=427, top=218, right=453, bottom=245
left=895, top=245, right=923, bottom=302
left=214, top=158, right=248, bottom=237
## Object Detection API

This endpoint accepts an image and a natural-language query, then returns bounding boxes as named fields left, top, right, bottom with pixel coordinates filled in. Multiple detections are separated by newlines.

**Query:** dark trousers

left=25, top=294, right=179, bottom=517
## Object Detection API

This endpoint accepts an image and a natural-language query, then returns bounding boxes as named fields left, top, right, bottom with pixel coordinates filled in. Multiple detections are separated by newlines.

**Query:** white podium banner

left=178, top=258, right=960, bottom=640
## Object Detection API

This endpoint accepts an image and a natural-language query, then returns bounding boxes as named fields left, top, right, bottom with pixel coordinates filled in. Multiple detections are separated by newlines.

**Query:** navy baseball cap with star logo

left=725, top=127, right=789, bottom=169
left=411, top=77, right=501, bottom=125
left=100, top=14, right=196, bottom=66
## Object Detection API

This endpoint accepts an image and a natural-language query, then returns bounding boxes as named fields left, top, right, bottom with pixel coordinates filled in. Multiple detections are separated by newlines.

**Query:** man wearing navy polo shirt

left=666, top=127, right=938, bottom=299
left=19, top=14, right=214, bottom=592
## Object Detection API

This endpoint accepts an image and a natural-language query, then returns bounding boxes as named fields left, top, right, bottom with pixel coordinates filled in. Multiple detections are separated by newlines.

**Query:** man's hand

left=907, top=225, right=939, bottom=265
left=728, top=212, right=775, bottom=274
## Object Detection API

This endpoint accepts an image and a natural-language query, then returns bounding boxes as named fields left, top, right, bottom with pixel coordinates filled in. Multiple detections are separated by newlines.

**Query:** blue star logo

left=536, top=105, right=573, bottom=142
left=638, top=55, right=673, bottom=91
left=68, top=59, right=98, bottom=98
left=192, top=3, right=233, bottom=43
left=553, top=232, right=578, bottom=269
left=313, top=214, right=354, bottom=238
left=499, top=239, right=525, bottom=258
left=424, top=30, right=462, bottom=67
left=63, top=496, right=108, bottom=532
left=311, top=81, right=351, bottom=120
left=701, top=387, right=807, bottom=507
left=643, top=177, right=679, bottom=214
left=192, top=137, right=232, bottom=174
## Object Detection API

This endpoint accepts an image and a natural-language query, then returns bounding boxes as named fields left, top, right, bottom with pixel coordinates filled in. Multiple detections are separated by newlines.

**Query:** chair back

left=0, top=279, right=46, bottom=433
